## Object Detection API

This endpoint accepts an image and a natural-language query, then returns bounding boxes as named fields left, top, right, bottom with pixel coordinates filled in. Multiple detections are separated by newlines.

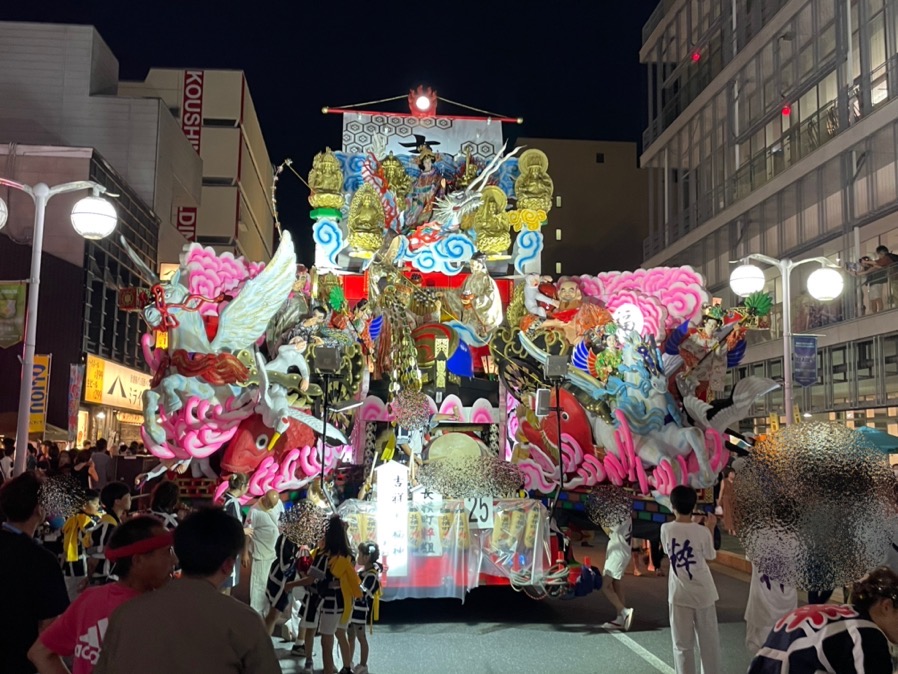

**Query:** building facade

left=518, top=138, right=651, bottom=275
left=641, top=0, right=898, bottom=434
left=0, top=21, right=201, bottom=265
left=119, top=69, right=276, bottom=261
left=0, top=145, right=158, bottom=443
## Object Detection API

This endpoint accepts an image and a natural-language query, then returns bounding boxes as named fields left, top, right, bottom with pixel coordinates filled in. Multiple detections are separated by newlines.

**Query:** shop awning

left=856, top=426, right=898, bottom=453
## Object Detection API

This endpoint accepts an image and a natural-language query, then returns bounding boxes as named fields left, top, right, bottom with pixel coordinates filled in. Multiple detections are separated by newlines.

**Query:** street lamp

left=0, top=179, right=117, bottom=475
left=729, top=253, right=844, bottom=426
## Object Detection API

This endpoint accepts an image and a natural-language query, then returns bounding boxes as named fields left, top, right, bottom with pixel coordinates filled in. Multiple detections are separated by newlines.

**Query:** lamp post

left=729, top=253, right=844, bottom=425
left=0, top=179, right=117, bottom=475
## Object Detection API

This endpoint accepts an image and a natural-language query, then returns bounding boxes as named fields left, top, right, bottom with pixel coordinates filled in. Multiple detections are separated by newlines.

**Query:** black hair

left=100, top=481, right=131, bottom=514
left=322, top=515, right=350, bottom=557
left=109, top=516, right=165, bottom=579
left=311, top=306, right=327, bottom=317
left=0, top=471, right=43, bottom=522
left=95, top=438, right=108, bottom=452
left=876, top=245, right=890, bottom=254
left=354, top=299, right=369, bottom=312
left=174, top=507, right=245, bottom=577
left=723, top=467, right=735, bottom=478
left=851, top=567, right=898, bottom=613
left=83, top=489, right=101, bottom=505
left=669, top=485, right=698, bottom=516
left=227, top=473, right=249, bottom=491
left=150, top=480, right=180, bottom=514
left=358, top=541, right=381, bottom=570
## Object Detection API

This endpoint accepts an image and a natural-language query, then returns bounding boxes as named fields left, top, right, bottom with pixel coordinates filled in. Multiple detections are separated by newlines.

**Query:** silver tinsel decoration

left=419, top=457, right=523, bottom=499
left=40, top=475, right=83, bottom=520
left=585, top=485, right=634, bottom=529
left=392, top=390, right=431, bottom=432
left=734, top=422, right=896, bottom=592
left=280, top=500, right=331, bottom=548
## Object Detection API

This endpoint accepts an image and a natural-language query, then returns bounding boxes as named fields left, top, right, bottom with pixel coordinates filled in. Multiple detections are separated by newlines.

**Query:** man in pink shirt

left=29, top=516, right=175, bottom=674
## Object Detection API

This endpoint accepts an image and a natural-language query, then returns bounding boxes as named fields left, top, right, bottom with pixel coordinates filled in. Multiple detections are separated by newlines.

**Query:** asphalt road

left=274, top=551, right=755, bottom=674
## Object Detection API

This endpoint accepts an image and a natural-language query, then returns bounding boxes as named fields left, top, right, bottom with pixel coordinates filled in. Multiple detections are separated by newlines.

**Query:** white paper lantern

left=729, top=264, right=766, bottom=297
left=71, top=196, right=117, bottom=240
left=0, top=198, right=7, bottom=230
left=807, top=267, right=844, bottom=302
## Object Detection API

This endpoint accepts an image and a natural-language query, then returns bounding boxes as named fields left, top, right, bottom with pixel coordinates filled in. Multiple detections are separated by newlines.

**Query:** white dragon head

left=431, top=144, right=521, bottom=228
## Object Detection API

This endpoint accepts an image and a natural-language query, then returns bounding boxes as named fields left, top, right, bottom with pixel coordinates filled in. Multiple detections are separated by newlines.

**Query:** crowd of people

left=0, top=467, right=382, bottom=674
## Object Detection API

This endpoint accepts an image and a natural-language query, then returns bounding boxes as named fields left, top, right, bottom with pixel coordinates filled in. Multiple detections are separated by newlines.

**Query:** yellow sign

left=29, top=354, right=52, bottom=435
left=768, top=413, right=780, bottom=432
left=84, top=355, right=150, bottom=412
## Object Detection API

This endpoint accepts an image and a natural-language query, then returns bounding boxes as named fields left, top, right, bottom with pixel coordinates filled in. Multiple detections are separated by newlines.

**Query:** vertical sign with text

left=29, top=354, right=51, bottom=435
left=67, top=364, right=85, bottom=443
left=177, top=69, right=204, bottom=241
left=376, top=461, right=409, bottom=577
left=792, top=335, right=818, bottom=388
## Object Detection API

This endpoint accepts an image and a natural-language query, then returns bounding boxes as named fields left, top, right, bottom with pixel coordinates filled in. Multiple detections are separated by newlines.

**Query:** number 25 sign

left=464, top=498, right=494, bottom=529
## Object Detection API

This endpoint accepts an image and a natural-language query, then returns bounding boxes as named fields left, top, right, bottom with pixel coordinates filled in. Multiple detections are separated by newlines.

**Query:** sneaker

left=302, top=658, right=314, bottom=673
left=601, top=619, right=624, bottom=630
left=353, top=666, right=369, bottom=674
left=290, top=644, right=306, bottom=657
left=620, top=607, right=634, bottom=632
left=338, top=668, right=353, bottom=674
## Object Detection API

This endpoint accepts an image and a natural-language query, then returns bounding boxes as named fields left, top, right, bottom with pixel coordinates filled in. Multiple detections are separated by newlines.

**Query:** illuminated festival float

left=121, top=86, right=782, bottom=600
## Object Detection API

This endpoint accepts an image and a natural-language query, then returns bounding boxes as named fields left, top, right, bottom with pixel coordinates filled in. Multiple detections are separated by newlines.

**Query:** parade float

left=120, top=86, right=780, bottom=600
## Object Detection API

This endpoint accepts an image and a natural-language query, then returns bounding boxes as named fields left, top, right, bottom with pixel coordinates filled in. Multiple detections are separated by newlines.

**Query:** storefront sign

left=29, top=355, right=51, bottom=435
left=181, top=70, right=204, bottom=153
left=84, top=355, right=150, bottom=412
left=176, top=69, right=204, bottom=242
left=117, top=412, right=144, bottom=425
left=67, top=364, right=85, bottom=443
left=376, top=461, right=409, bottom=577
left=792, top=336, right=818, bottom=388
left=0, top=281, right=26, bottom=348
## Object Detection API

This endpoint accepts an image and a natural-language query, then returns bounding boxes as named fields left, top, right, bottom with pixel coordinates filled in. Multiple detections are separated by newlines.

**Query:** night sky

left=0, top=1, right=658, bottom=263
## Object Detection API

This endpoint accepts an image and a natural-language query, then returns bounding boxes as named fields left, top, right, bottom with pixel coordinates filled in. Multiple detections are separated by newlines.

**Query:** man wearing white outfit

left=744, top=562, right=797, bottom=655
left=660, top=485, right=721, bottom=674
left=245, top=490, right=284, bottom=615
left=600, top=517, right=634, bottom=631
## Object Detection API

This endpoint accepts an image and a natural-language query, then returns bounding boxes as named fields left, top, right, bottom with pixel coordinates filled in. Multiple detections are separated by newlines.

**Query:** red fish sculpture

left=520, top=388, right=594, bottom=458
left=221, top=414, right=316, bottom=476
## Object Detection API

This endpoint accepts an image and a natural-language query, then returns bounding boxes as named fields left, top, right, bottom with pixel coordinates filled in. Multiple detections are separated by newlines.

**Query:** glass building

left=641, top=0, right=898, bottom=434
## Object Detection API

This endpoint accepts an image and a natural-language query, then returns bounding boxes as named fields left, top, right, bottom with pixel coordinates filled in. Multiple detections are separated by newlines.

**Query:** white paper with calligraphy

left=376, top=462, right=409, bottom=577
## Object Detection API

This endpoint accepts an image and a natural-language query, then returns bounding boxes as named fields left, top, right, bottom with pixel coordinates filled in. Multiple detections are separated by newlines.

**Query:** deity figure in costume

left=348, top=184, right=385, bottom=253
left=541, top=279, right=613, bottom=345
left=515, top=149, right=553, bottom=213
left=677, top=304, right=744, bottom=400
left=308, top=148, right=344, bottom=210
left=470, top=186, right=512, bottom=255
left=381, top=152, right=411, bottom=212
left=461, top=254, right=503, bottom=337
left=456, top=149, right=480, bottom=190
left=402, top=135, right=444, bottom=228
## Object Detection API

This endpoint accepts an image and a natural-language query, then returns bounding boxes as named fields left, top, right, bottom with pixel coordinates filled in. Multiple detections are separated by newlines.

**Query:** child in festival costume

left=290, top=540, right=322, bottom=670
left=348, top=541, right=382, bottom=674
left=315, top=515, right=362, bottom=674
left=748, top=566, right=898, bottom=673
left=61, top=490, right=102, bottom=600
left=600, top=517, right=635, bottom=631
left=89, top=482, right=132, bottom=585
left=660, top=485, right=721, bottom=674
left=29, top=517, right=174, bottom=674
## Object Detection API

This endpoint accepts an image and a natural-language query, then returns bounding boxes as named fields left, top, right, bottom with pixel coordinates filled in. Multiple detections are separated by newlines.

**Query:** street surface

left=274, top=550, right=755, bottom=674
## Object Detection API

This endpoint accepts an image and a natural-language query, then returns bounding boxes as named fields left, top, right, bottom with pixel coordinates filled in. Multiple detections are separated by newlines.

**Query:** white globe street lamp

left=0, top=178, right=116, bottom=476
left=729, top=264, right=766, bottom=297
left=71, top=195, right=118, bottom=239
left=728, top=253, right=844, bottom=426
left=807, top=266, right=844, bottom=302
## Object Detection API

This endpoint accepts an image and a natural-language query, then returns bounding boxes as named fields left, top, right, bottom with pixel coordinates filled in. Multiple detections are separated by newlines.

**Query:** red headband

left=105, top=532, right=173, bottom=561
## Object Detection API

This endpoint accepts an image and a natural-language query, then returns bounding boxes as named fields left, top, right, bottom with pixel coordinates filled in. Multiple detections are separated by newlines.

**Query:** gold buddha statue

left=471, top=186, right=511, bottom=255
left=515, top=149, right=553, bottom=213
left=380, top=152, right=411, bottom=210
left=308, top=148, right=345, bottom=210
left=347, top=184, right=385, bottom=253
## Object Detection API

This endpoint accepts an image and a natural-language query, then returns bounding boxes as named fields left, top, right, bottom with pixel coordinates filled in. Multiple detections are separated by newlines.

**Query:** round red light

left=691, top=51, right=701, bottom=62
left=782, top=104, right=792, bottom=116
